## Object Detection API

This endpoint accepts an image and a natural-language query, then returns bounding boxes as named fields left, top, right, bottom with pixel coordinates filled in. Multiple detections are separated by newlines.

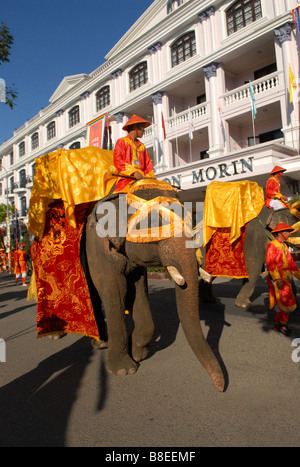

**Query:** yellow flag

left=289, top=64, right=297, bottom=103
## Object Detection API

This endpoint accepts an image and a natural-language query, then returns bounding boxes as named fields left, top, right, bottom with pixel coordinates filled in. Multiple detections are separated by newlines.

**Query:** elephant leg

left=104, top=284, right=138, bottom=375
left=235, top=259, right=263, bottom=308
left=88, top=267, right=138, bottom=375
left=130, top=271, right=155, bottom=362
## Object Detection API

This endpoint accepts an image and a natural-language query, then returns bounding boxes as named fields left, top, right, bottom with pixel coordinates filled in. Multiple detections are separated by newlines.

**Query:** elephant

left=84, top=179, right=225, bottom=392
left=199, top=203, right=300, bottom=309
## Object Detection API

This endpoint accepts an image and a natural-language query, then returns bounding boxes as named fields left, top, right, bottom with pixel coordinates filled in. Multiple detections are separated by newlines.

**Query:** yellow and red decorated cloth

left=31, top=202, right=101, bottom=340
left=28, top=146, right=117, bottom=239
left=28, top=147, right=118, bottom=340
left=204, top=181, right=265, bottom=278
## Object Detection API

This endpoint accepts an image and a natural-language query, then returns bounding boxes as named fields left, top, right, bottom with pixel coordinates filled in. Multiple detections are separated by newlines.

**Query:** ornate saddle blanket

left=203, top=180, right=265, bottom=278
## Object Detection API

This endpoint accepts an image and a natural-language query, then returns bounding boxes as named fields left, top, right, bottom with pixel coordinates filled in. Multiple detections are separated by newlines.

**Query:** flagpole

left=251, top=103, right=256, bottom=146
left=249, top=81, right=256, bottom=145
left=188, top=107, right=193, bottom=162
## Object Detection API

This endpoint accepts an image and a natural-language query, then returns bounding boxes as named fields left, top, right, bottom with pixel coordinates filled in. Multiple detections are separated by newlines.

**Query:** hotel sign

left=162, top=156, right=254, bottom=188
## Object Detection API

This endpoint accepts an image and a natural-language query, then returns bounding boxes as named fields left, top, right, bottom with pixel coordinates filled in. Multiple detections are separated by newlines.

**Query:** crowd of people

left=0, top=242, right=29, bottom=286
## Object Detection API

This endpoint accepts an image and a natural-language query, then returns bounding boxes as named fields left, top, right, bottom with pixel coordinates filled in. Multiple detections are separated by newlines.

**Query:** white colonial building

left=0, top=0, right=299, bottom=227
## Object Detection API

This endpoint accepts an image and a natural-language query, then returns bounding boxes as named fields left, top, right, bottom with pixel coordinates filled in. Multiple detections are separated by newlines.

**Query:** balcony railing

left=168, top=103, right=207, bottom=129
left=222, top=71, right=281, bottom=107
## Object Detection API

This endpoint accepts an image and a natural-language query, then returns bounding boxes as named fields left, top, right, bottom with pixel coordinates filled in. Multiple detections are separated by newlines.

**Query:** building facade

left=0, top=0, right=299, bottom=228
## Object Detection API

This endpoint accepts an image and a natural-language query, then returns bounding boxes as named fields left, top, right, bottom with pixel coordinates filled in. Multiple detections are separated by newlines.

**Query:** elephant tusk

left=166, top=266, right=185, bottom=286
left=199, top=267, right=212, bottom=283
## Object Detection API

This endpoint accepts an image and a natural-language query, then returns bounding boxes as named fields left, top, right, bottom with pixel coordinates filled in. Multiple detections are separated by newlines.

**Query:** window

left=69, top=142, right=81, bottom=149
left=19, top=169, right=26, bottom=188
left=197, top=94, right=206, bottom=105
left=21, top=196, right=27, bottom=217
left=129, top=62, right=148, bottom=92
left=171, top=32, right=196, bottom=68
left=259, top=129, right=283, bottom=144
left=31, top=132, right=39, bottom=150
left=47, top=121, right=56, bottom=140
left=9, top=176, right=14, bottom=193
left=10, top=152, right=13, bottom=166
left=96, top=86, right=110, bottom=111
left=19, top=141, right=25, bottom=157
left=167, top=0, right=183, bottom=13
left=200, top=150, right=209, bottom=160
left=254, top=63, right=277, bottom=80
left=226, top=0, right=262, bottom=35
left=69, top=105, right=80, bottom=128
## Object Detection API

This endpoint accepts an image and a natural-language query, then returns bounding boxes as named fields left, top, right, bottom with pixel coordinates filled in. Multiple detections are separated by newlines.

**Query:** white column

left=203, top=62, right=224, bottom=157
left=111, top=69, right=123, bottom=106
left=111, top=112, right=125, bottom=148
left=80, top=91, right=90, bottom=124
left=274, top=22, right=299, bottom=150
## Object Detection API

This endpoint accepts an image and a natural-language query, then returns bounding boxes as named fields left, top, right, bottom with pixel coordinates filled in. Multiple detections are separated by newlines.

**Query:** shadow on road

left=0, top=337, right=101, bottom=447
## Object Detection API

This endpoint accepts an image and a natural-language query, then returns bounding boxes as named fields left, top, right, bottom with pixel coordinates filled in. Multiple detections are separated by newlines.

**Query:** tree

left=0, top=22, right=17, bottom=109
left=0, top=202, right=15, bottom=222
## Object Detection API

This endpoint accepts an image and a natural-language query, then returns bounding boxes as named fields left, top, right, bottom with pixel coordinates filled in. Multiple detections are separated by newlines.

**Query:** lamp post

left=0, top=165, right=10, bottom=254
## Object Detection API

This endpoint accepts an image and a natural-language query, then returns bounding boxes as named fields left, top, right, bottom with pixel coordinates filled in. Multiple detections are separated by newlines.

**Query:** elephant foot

left=91, top=338, right=108, bottom=350
left=106, top=352, right=138, bottom=376
left=48, top=333, right=66, bottom=340
left=132, top=343, right=149, bottom=362
left=235, top=297, right=251, bottom=308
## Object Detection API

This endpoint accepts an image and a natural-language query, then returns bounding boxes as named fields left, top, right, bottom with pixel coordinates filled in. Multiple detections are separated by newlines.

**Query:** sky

left=0, top=0, right=154, bottom=145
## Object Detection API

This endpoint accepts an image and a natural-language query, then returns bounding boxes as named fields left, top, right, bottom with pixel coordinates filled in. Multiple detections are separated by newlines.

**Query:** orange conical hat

left=271, top=222, right=294, bottom=234
left=122, top=115, right=151, bottom=131
left=270, top=165, right=286, bottom=175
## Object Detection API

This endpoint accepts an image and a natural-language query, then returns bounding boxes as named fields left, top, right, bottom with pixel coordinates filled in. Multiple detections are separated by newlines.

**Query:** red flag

left=161, top=112, right=166, bottom=140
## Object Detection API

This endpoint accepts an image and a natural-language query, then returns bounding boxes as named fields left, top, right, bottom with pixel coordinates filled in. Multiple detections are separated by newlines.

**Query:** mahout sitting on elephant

left=85, top=178, right=225, bottom=392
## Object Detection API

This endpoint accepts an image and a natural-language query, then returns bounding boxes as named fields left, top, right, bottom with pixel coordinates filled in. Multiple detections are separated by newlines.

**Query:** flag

left=86, top=114, right=107, bottom=148
left=152, top=124, right=158, bottom=147
left=289, top=64, right=297, bottom=103
left=292, top=7, right=300, bottom=34
left=161, top=112, right=166, bottom=140
left=105, top=114, right=110, bottom=150
left=188, top=108, right=194, bottom=140
left=249, top=81, right=257, bottom=119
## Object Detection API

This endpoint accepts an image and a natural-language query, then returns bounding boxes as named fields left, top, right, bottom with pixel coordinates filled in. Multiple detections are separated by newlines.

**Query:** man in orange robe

left=2, top=249, right=8, bottom=272
left=14, top=243, right=28, bottom=286
left=266, top=222, right=300, bottom=335
left=265, top=165, right=288, bottom=210
left=113, top=114, right=155, bottom=193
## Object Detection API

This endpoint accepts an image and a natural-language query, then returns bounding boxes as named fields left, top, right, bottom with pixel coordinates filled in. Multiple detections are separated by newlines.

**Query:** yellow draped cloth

left=203, top=180, right=265, bottom=246
left=28, top=146, right=117, bottom=238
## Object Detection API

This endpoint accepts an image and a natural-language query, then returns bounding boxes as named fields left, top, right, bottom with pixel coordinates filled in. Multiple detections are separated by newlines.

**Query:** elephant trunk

left=159, top=238, right=225, bottom=392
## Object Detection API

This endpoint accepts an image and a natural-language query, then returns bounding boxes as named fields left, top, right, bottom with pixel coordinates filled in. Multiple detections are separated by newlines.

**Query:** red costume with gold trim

left=265, top=175, right=288, bottom=208
left=266, top=238, right=300, bottom=312
left=14, top=249, right=28, bottom=275
left=113, top=135, right=154, bottom=193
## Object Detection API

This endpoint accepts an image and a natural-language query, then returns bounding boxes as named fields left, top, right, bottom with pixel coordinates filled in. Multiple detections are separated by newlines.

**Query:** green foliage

left=290, top=195, right=300, bottom=205
left=0, top=202, right=15, bottom=222
left=0, top=22, right=17, bottom=109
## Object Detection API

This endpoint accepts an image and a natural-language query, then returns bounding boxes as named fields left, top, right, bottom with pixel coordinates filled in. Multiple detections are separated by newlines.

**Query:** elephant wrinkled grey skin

left=85, top=182, right=225, bottom=392
left=201, top=205, right=300, bottom=309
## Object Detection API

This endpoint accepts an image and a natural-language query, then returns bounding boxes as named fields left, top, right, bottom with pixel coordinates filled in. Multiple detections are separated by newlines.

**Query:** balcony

left=12, top=182, right=27, bottom=193
left=222, top=71, right=282, bottom=117
left=26, top=176, right=33, bottom=188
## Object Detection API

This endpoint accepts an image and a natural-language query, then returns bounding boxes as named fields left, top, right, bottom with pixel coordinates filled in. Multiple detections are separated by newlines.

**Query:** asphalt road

left=1, top=272, right=300, bottom=448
